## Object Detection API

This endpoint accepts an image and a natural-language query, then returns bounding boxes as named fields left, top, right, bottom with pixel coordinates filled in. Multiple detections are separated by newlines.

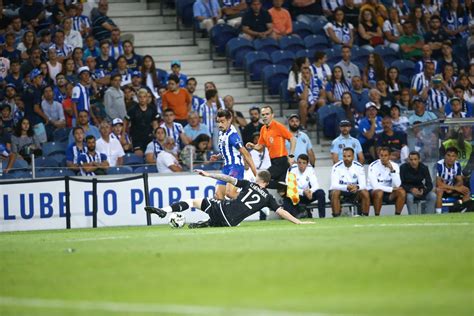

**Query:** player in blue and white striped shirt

left=78, top=135, right=109, bottom=176
left=211, top=109, right=257, bottom=199
left=72, top=66, right=98, bottom=125
left=435, top=147, right=471, bottom=213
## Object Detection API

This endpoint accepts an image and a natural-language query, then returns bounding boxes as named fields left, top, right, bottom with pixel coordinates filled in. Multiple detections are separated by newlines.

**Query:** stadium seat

left=36, top=169, right=56, bottom=178
left=2, top=170, right=32, bottom=179
left=12, top=159, right=29, bottom=171
left=304, top=34, right=330, bottom=50
left=373, top=46, right=398, bottom=67
left=398, top=75, right=411, bottom=88
left=279, top=36, right=305, bottom=54
left=296, top=49, right=316, bottom=62
left=292, top=21, right=313, bottom=39
left=156, top=68, right=168, bottom=85
left=48, top=153, right=67, bottom=166
left=391, top=60, right=416, bottom=79
left=253, top=38, right=280, bottom=56
left=226, top=37, right=255, bottom=69
left=34, top=157, right=59, bottom=168
left=210, top=24, right=239, bottom=56
left=271, top=50, right=295, bottom=70
left=53, top=168, right=76, bottom=177
left=351, top=46, right=371, bottom=64
left=123, top=153, right=144, bottom=166
left=325, top=47, right=342, bottom=64
left=107, top=166, right=134, bottom=175
left=310, top=19, right=327, bottom=36
left=134, top=165, right=158, bottom=173
left=279, top=79, right=298, bottom=113
left=53, top=128, right=70, bottom=142
left=453, top=44, right=469, bottom=69
left=262, top=64, right=289, bottom=100
left=244, top=51, right=272, bottom=82
left=43, top=141, right=67, bottom=156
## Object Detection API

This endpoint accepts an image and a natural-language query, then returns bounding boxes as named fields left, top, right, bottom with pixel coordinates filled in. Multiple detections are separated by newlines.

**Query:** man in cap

left=286, top=114, right=315, bottom=166
left=167, top=60, right=188, bottom=88
left=408, top=96, right=437, bottom=125
left=23, top=69, right=50, bottom=132
left=358, top=101, right=383, bottom=162
left=423, top=74, right=449, bottom=116
left=131, top=70, right=144, bottom=92
left=110, top=118, right=133, bottom=153
left=446, top=97, right=467, bottom=118
left=72, top=66, right=99, bottom=126
left=331, top=120, right=364, bottom=164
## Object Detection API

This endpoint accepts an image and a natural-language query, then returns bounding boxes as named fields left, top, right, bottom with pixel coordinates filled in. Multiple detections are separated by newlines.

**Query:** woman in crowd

left=115, top=55, right=132, bottom=86
left=11, top=118, right=42, bottom=164
left=386, top=66, right=402, bottom=94
left=287, top=57, right=311, bottom=93
left=18, top=31, right=38, bottom=60
left=123, top=40, right=143, bottom=70
left=410, top=6, right=430, bottom=36
left=61, top=57, right=78, bottom=84
left=358, top=8, right=383, bottom=51
left=324, top=8, right=354, bottom=48
left=46, top=47, right=62, bottom=84
left=141, top=55, right=162, bottom=98
left=326, top=66, right=351, bottom=104
left=362, top=53, right=386, bottom=88
left=72, top=47, right=85, bottom=69
left=383, top=7, right=404, bottom=52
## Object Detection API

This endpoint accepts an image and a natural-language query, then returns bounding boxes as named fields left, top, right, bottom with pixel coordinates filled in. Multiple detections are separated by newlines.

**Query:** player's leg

left=313, top=189, right=326, bottom=218
left=357, top=189, right=370, bottom=215
left=144, top=199, right=204, bottom=217
left=224, top=165, right=245, bottom=199
left=330, top=190, right=342, bottom=217
left=424, top=191, right=437, bottom=214
left=215, top=184, right=226, bottom=200
left=371, top=190, right=384, bottom=216
left=390, top=188, right=406, bottom=215
left=460, top=186, right=471, bottom=203
left=435, top=188, right=445, bottom=212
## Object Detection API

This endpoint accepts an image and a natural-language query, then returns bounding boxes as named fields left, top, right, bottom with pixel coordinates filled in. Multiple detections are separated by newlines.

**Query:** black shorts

left=329, top=190, right=358, bottom=202
left=369, top=190, right=393, bottom=204
left=201, top=198, right=231, bottom=227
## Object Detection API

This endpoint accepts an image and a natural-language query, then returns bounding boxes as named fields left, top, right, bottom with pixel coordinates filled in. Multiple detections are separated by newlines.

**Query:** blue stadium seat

left=123, top=153, right=144, bottom=166
left=398, top=75, right=411, bottom=88
left=296, top=49, right=316, bottom=62
left=310, top=19, right=327, bottom=36
left=53, top=168, right=76, bottom=177
left=351, top=46, right=371, bottom=63
left=48, top=153, right=67, bottom=166
left=244, top=51, right=272, bottom=81
left=2, top=170, right=32, bottom=179
left=134, top=165, right=158, bottom=173
left=12, top=159, right=29, bottom=170
left=226, top=37, right=255, bottom=68
left=391, top=60, right=416, bottom=79
left=292, top=21, right=313, bottom=39
left=271, top=50, right=295, bottom=70
left=325, top=47, right=342, bottom=64
left=43, top=141, right=67, bottom=156
left=34, top=157, right=59, bottom=168
left=156, top=68, right=168, bottom=85
left=53, top=128, right=70, bottom=142
left=304, top=34, right=330, bottom=50
left=279, top=35, right=305, bottom=54
left=262, top=64, right=289, bottom=98
left=210, top=24, right=239, bottom=55
left=253, top=38, right=280, bottom=55
left=36, top=169, right=56, bottom=178
left=373, top=46, right=398, bottom=66
left=107, top=166, right=134, bottom=175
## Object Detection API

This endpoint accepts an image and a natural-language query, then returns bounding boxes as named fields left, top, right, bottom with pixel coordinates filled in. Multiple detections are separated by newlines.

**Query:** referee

left=246, top=106, right=296, bottom=187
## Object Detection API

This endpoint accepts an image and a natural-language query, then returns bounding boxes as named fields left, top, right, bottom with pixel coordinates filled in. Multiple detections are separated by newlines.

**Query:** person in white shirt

left=367, top=147, right=406, bottom=215
left=249, top=132, right=271, bottom=170
left=286, top=154, right=326, bottom=218
left=330, top=147, right=370, bottom=216
left=156, top=137, right=183, bottom=173
left=63, top=17, right=83, bottom=49
left=95, top=121, right=125, bottom=167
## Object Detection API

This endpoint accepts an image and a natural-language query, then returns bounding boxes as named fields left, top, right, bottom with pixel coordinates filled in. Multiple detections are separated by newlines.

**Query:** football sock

left=170, top=201, right=190, bottom=212
left=436, top=208, right=442, bottom=214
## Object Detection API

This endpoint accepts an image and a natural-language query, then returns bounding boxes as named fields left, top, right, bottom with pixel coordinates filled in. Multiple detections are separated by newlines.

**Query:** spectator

left=19, top=0, right=46, bottom=31
left=221, top=0, right=247, bottom=28
left=52, top=30, right=73, bottom=62
left=160, top=108, right=189, bottom=150
left=0, top=128, right=15, bottom=175
left=96, top=40, right=116, bottom=75
left=285, top=154, right=326, bottom=218
left=335, top=45, right=360, bottom=81
left=17, top=31, right=37, bottom=61
left=167, top=60, right=187, bottom=88
left=287, top=57, right=311, bottom=93
left=20, top=47, right=42, bottom=79
left=1, top=104, right=14, bottom=135
left=103, top=74, right=126, bottom=121
left=412, top=61, right=435, bottom=95
left=330, top=147, right=370, bottom=216
left=390, top=104, right=409, bottom=133
left=408, top=96, right=437, bottom=124
left=162, top=74, right=192, bottom=126
left=342, top=0, right=360, bottom=28
left=78, top=135, right=109, bottom=176
left=183, top=111, right=211, bottom=141
left=66, top=126, right=87, bottom=173
left=358, top=101, right=383, bottom=161
left=72, top=66, right=99, bottom=125
left=376, top=116, right=409, bottom=163
left=268, top=0, right=293, bottom=40
left=87, top=55, right=110, bottom=89
left=326, top=65, right=350, bottom=104
left=3, top=84, right=17, bottom=113
left=400, top=151, right=436, bottom=214
left=360, top=0, right=387, bottom=27
left=310, top=51, right=332, bottom=85
left=241, top=0, right=273, bottom=40
left=242, top=106, right=263, bottom=144
left=61, top=82, right=74, bottom=128
left=322, top=0, right=344, bottom=18
left=23, top=69, right=48, bottom=143
left=96, top=121, right=124, bottom=167
left=84, top=35, right=100, bottom=59
left=198, top=89, right=219, bottom=140
left=286, top=114, right=316, bottom=166
left=249, top=131, right=271, bottom=170
left=290, top=0, right=323, bottom=26
left=38, top=29, right=54, bottom=56
left=41, top=85, right=66, bottom=140
left=357, top=8, right=383, bottom=51
left=193, top=0, right=224, bottom=32
left=436, top=147, right=472, bottom=213
left=145, top=126, right=166, bottom=165
left=110, top=118, right=132, bottom=153
left=446, top=97, right=467, bottom=118
left=11, top=117, right=42, bottom=164
left=0, top=3, right=11, bottom=34
left=113, top=56, right=131, bottom=87
left=156, top=136, right=182, bottom=173
left=424, top=74, right=449, bottom=115
left=439, top=40, right=463, bottom=76
left=383, top=7, right=404, bottom=52
left=46, top=48, right=62, bottom=84
left=62, top=57, right=78, bottom=84
left=362, top=53, right=385, bottom=88
left=375, top=80, right=395, bottom=111
left=296, top=67, right=326, bottom=129
left=410, top=6, right=429, bottom=36
left=92, top=0, right=118, bottom=42
left=445, top=85, right=473, bottom=117
left=186, top=77, right=204, bottom=112
left=10, top=16, right=25, bottom=47
left=68, top=110, right=101, bottom=144
left=141, top=55, right=162, bottom=98
left=51, top=0, right=66, bottom=28
left=386, top=67, right=402, bottom=94
left=331, top=120, right=364, bottom=163
left=2, top=32, right=21, bottom=61
left=340, top=91, right=358, bottom=123
left=121, top=40, right=141, bottom=71
left=63, top=17, right=83, bottom=50
left=424, top=15, right=449, bottom=60
left=223, top=95, right=247, bottom=131
left=350, top=75, right=370, bottom=114
left=324, top=8, right=354, bottom=47
left=109, top=29, right=124, bottom=59
left=368, top=147, right=406, bottom=215
left=180, top=134, right=216, bottom=170
left=125, top=88, right=157, bottom=155
left=441, top=0, right=469, bottom=44
left=71, top=3, right=92, bottom=37
left=399, top=21, right=424, bottom=61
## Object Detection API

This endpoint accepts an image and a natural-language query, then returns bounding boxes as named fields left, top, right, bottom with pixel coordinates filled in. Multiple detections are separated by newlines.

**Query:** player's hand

left=194, top=169, right=210, bottom=177
left=209, top=154, right=220, bottom=162
left=245, top=142, right=255, bottom=150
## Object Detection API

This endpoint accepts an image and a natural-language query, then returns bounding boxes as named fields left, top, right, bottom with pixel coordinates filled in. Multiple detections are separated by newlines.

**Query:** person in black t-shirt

left=145, top=169, right=313, bottom=228
left=376, top=116, right=408, bottom=163
left=241, top=0, right=273, bottom=40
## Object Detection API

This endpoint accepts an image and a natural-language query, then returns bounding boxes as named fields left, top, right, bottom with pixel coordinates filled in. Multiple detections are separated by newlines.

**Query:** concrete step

left=153, top=54, right=210, bottom=63
left=134, top=38, right=194, bottom=47
left=135, top=44, right=198, bottom=56
left=120, top=24, right=180, bottom=32
left=109, top=3, right=145, bottom=11
left=155, top=60, right=214, bottom=70
left=113, top=16, right=175, bottom=26
left=186, top=67, right=228, bottom=76
left=133, top=30, right=192, bottom=41
left=108, top=9, right=167, bottom=17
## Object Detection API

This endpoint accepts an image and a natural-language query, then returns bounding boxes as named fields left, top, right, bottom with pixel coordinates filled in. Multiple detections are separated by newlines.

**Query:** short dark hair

left=249, top=106, right=260, bottom=114
left=379, top=146, right=391, bottom=154
left=216, top=109, right=232, bottom=120
left=314, top=51, right=326, bottom=61
left=85, top=135, right=96, bottom=141
left=261, top=105, right=273, bottom=113
left=205, top=89, right=217, bottom=100
left=42, top=85, right=53, bottom=95
left=430, top=15, right=441, bottom=21
left=297, top=154, right=309, bottom=162
left=409, top=151, right=420, bottom=158
left=163, top=108, right=175, bottom=115
left=73, top=126, right=84, bottom=135
left=257, top=170, right=271, bottom=184
left=167, top=74, right=179, bottom=84
left=343, top=147, right=355, bottom=154
left=99, top=39, right=110, bottom=47
left=445, top=147, right=458, bottom=155
left=111, top=74, right=121, bottom=82
left=187, top=77, right=197, bottom=84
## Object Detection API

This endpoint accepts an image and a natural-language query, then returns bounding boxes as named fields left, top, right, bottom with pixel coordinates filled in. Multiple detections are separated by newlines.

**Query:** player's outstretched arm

left=275, top=207, right=314, bottom=224
left=194, top=169, right=237, bottom=185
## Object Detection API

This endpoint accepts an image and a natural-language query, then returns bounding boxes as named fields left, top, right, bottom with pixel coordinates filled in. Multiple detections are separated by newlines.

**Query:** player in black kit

left=145, top=169, right=313, bottom=228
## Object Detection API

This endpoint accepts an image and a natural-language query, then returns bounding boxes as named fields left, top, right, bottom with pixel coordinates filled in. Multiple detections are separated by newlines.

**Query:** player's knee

left=331, top=190, right=341, bottom=199
left=398, top=189, right=406, bottom=198
left=372, top=190, right=383, bottom=198
left=360, top=190, right=369, bottom=199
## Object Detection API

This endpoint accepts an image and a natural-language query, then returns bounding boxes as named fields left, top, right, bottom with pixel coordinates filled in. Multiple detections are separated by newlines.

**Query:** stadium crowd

left=0, top=0, right=472, bottom=214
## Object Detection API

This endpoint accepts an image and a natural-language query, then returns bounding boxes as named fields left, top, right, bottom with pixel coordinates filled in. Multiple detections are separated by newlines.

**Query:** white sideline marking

left=64, top=236, right=130, bottom=242
left=0, top=296, right=348, bottom=316
left=352, top=223, right=471, bottom=228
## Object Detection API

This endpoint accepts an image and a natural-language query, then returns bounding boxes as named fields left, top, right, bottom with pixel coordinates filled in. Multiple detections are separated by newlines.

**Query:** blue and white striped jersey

left=160, top=122, right=184, bottom=148
left=295, top=76, right=324, bottom=105
left=78, top=152, right=108, bottom=176
left=191, top=95, right=204, bottom=112
left=72, top=15, right=91, bottom=33
left=66, top=142, right=87, bottom=164
left=52, top=43, right=73, bottom=58
left=218, top=125, right=244, bottom=166
left=427, top=87, right=448, bottom=111
left=436, top=159, right=462, bottom=186
left=411, top=72, right=430, bottom=94
left=72, top=82, right=91, bottom=113
left=198, top=102, right=218, bottom=135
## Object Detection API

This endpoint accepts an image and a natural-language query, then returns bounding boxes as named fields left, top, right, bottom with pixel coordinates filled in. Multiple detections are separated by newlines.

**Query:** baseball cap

left=171, top=60, right=181, bottom=67
left=339, top=120, right=351, bottom=127
left=412, top=96, right=423, bottom=103
left=5, top=83, right=16, bottom=91
left=432, top=74, right=442, bottom=84
left=365, top=101, right=378, bottom=109
left=131, top=70, right=141, bottom=78
left=112, top=118, right=124, bottom=126
left=29, top=68, right=42, bottom=80
left=77, top=66, right=90, bottom=75
left=288, top=113, right=300, bottom=120
left=450, top=97, right=461, bottom=103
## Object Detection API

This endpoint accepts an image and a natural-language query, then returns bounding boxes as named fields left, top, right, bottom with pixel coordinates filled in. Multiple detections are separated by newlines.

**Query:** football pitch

left=1, top=214, right=473, bottom=316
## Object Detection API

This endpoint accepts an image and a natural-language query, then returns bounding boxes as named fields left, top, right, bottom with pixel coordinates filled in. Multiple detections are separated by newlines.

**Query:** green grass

left=1, top=214, right=473, bottom=316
